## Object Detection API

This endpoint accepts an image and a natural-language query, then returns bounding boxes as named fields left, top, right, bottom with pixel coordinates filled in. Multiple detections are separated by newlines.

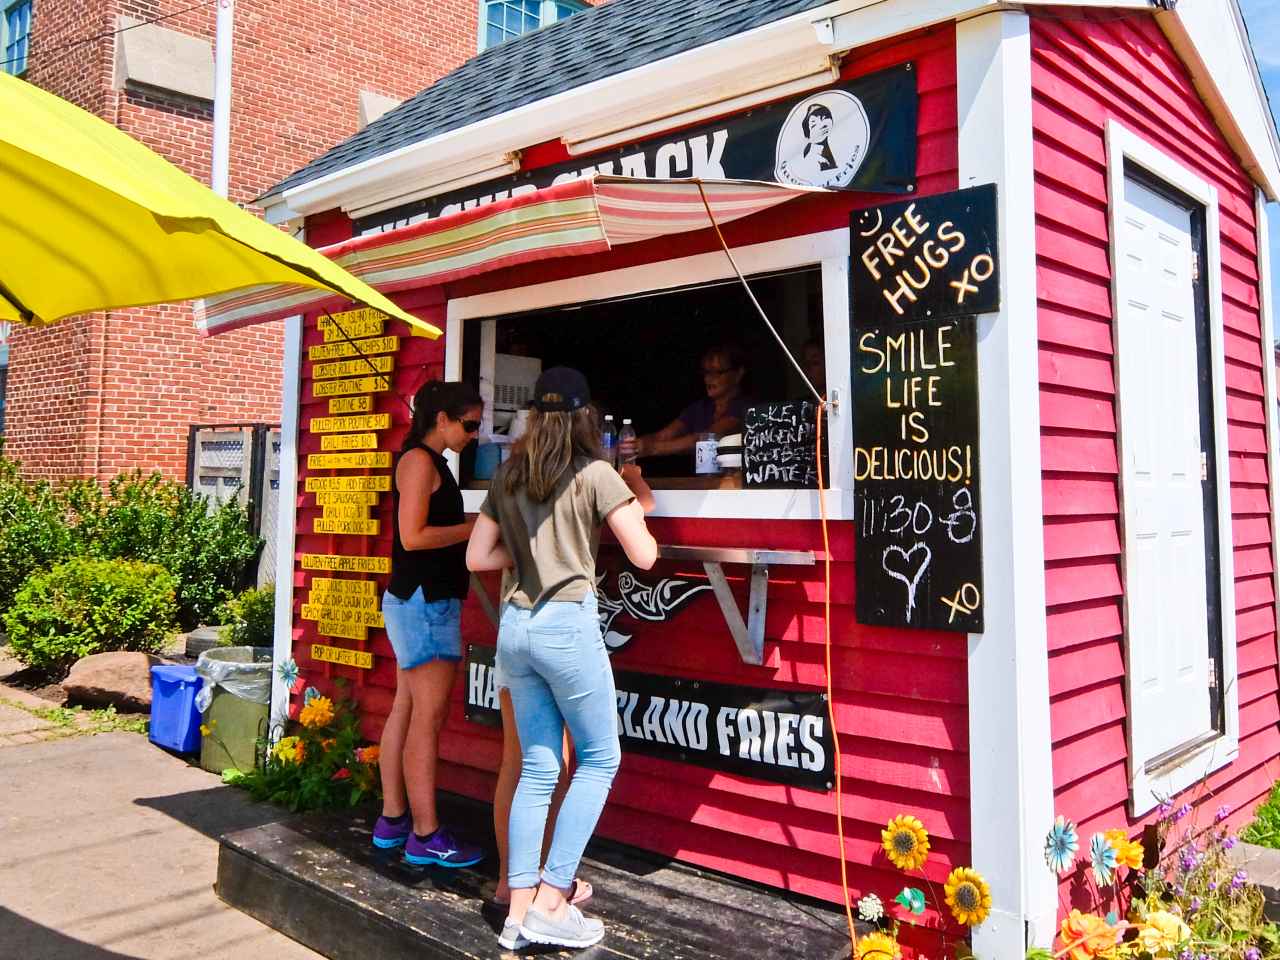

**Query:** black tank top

left=388, top=445, right=469, bottom=601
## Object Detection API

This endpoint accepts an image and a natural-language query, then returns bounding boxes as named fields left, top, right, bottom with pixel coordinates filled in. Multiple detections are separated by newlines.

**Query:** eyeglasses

left=456, top=418, right=482, bottom=433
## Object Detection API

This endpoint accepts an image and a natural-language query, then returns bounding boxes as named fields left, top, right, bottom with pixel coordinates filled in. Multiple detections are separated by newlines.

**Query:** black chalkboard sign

left=851, top=184, right=999, bottom=328
left=743, top=400, right=829, bottom=489
left=853, top=316, right=983, bottom=632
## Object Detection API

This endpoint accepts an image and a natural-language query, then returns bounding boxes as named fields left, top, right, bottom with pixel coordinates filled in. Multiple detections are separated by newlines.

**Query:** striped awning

left=197, top=176, right=826, bottom=336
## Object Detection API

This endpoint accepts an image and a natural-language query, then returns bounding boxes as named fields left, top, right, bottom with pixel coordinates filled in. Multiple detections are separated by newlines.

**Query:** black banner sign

left=465, top=646, right=834, bottom=790
left=851, top=183, right=999, bottom=327
left=356, top=64, right=919, bottom=234
left=742, top=400, right=828, bottom=489
left=853, top=316, right=983, bottom=632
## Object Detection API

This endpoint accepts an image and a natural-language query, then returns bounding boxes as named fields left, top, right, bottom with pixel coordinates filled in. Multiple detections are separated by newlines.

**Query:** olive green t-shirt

left=479, top=457, right=635, bottom=609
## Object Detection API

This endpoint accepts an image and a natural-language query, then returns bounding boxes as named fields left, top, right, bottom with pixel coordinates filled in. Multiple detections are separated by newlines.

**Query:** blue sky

left=1240, top=0, right=1280, bottom=330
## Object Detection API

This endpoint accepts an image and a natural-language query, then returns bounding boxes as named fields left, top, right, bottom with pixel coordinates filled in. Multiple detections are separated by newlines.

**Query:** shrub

left=218, top=584, right=276, bottom=647
left=0, top=459, right=73, bottom=613
left=61, top=472, right=262, bottom=629
left=4, top=558, right=179, bottom=675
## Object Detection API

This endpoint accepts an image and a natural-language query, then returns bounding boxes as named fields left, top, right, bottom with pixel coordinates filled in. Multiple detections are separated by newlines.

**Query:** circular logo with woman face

left=774, top=90, right=871, bottom=189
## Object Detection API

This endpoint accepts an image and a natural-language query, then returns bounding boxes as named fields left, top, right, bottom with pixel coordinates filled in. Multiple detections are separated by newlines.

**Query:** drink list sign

left=851, top=186, right=997, bottom=633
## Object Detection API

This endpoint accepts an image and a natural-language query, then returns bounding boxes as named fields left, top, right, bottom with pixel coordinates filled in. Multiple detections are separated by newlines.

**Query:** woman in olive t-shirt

left=467, top=367, right=656, bottom=952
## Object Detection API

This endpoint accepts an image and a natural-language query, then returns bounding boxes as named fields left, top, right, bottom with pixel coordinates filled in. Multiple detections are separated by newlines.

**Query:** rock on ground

left=62, top=651, right=164, bottom=712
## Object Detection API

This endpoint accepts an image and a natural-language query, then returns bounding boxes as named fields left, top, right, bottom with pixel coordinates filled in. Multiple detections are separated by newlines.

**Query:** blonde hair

left=504, top=407, right=603, bottom=502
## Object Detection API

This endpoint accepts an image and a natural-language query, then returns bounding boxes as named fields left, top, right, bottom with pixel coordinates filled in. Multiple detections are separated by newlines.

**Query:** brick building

left=1, top=0, right=595, bottom=479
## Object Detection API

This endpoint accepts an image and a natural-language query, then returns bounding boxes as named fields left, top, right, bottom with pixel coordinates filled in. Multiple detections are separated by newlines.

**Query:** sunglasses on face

left=456, top=418, right=482, bottom=434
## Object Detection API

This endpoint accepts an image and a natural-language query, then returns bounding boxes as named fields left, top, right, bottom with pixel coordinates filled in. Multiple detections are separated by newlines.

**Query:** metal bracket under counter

left=656, top=545, right=816, bottom=666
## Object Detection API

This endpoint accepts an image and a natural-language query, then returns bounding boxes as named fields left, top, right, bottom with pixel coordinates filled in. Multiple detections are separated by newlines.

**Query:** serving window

left=446, top=231, right=855, bottom=520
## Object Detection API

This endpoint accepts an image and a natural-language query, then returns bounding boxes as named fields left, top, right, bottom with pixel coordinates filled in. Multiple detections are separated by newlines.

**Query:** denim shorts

left=381, top=588, right=462, bottom=670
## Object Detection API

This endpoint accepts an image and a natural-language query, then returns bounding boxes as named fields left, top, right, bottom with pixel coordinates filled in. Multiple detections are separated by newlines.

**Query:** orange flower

left=1104, top=829, right=1144, bottom=871
left=1059, top=910, right=1117, bottom=960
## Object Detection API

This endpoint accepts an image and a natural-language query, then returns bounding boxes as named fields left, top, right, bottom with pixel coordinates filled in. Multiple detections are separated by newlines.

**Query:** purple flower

left=1245, top=949, right=1261, bottom=960
left=1209, top=881, right=1218, bottom=891
left=1174, top=803, right=1193, bottom=822
left=1158, top=799, right=1175, bottom=820
left=1179, top=849, right=1201, bottom=872
left=1224, top=834, right=1238, bottom=850
left=1188, top=896, right=1202, bottom=913
left=1178, top=951, right=1194, bottom=960
left=1232, top=868, right=1249, bottom=891
left=1215, top=804, right=1231, bottom=823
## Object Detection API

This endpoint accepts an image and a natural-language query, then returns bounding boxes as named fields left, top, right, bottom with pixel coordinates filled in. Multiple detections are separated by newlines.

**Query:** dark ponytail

left=401, top=380, right=483, bottom=452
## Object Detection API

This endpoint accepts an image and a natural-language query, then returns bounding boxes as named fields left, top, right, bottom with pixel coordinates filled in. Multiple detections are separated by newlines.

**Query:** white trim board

left=269, top=313, right=303, bottom=739
left=1104, top=119, right=1240, bottom=816
left=446, top=229, right=855, bottom=521
left=957, top=11, right=1058, bottom=956
left=1256, top=189, right=1280, bottom=709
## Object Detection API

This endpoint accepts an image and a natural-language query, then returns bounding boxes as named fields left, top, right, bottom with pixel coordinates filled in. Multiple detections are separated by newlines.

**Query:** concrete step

left=216, top=793, right=853, bottom=960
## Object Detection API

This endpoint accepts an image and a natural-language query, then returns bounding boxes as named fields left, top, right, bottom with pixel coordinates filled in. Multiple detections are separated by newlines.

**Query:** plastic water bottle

left=619, top=418, right=637, bottom=465
left=601, top=414, right=618, bottom=468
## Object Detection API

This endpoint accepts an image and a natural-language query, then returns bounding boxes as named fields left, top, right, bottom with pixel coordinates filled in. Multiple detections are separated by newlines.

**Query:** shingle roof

left=263, top=0, right=835, bottom=199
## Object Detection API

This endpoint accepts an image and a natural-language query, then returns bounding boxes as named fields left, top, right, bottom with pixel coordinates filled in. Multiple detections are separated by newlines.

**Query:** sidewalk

left=0, top=731, right=321, bottom=959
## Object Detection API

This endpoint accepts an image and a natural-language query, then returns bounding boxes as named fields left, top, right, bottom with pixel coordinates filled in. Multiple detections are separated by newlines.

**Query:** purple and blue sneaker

left=371, top=813, right=411, bottom=850
left=404, top=826, right=484, bottom=868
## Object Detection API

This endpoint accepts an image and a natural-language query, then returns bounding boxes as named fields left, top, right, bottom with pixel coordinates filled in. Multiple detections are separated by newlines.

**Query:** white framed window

left=478, top=0, right=586, bottom=51
left=1105, top=119, right=1238, bottom=816
left=2, top=0, right=31, bottom=76
left=445, top=229, right=855, bottom=521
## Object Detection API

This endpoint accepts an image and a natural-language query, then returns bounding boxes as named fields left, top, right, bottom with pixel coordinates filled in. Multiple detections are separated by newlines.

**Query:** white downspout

left=212, top=0, right=234, bottom=197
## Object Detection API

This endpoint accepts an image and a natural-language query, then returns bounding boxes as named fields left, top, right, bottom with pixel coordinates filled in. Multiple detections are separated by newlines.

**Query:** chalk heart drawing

left=595, top=571, right=712, bottom=653
left=882, top=542, right=932, bottom=621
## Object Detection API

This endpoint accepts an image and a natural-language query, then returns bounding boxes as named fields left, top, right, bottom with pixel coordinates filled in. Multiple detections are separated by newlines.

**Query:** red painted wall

left=289, top=27, right=965, bottom=941
left=1030, top=10, right=1280, bottom=897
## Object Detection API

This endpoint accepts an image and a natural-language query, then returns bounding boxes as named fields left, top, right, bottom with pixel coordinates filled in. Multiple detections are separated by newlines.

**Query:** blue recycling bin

left=149, top=664, right=203, bottom=753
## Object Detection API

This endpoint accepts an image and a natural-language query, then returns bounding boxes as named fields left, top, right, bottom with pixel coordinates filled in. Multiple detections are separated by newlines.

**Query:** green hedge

left=4, top=558, right=179, bottom=674
left=218, top=584, right=276, bottom=647
left=0, top=460, right=262, bottom=629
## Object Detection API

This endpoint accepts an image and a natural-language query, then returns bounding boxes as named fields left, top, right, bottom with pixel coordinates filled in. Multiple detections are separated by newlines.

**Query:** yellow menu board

left=306, top=452, right=391, bottom=470
left=313, top=376, right=390, bottom=398
left=313, top=356, right=395, bottom=381
left=319, top=309, right=385, bottom=341
left=314, top=491, right=381, bottom=507
left=309, top=336, right=400, bottom=362
left=311, top=644, right=374, bottom=669
left=305, top=475, right=391, bottom=493
left=308, top=413, right=391, bottom=434
left=313, top=517, right=380, bottom=536
left=306, top=591, right=378, bottom=610
left=329, top=396, right=373, bottom=414
left=320, top=433, right=378, bottom=451
left=309, top=577, right=377, bottom=596
left=316, top=619, right=367, bottom=641
left=301, top=604, right=384, bottom=627
left=321, top=504, right=371, bottom=521
left=301, top=554, right=391, bottom=574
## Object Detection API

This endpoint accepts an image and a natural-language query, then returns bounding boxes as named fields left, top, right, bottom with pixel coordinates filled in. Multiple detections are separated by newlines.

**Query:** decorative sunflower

left=944, top=866, right=991, bottom=927
left=276, top=658, right=300, bottom=688
left=1089, top=832, right=1118, bottom=885
left=1045, top=815, right=1080, bottom=874
left=881, top=814, right=930, bottom=871
left=855, top=931, right=901, bottom=959
left=1135, top=910, right=1189, bottom=956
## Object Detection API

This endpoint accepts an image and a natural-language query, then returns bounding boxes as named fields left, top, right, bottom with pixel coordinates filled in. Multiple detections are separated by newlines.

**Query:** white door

left=1115, top=173, right=1214, bottom=769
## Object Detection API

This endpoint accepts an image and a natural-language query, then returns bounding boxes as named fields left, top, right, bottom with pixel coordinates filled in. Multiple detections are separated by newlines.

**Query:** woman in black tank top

left=372, top=380, right=486, bottom=868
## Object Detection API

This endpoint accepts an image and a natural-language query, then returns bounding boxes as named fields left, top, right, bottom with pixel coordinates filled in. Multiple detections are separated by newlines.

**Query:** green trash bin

left=195, top=646, right=272, bottom=774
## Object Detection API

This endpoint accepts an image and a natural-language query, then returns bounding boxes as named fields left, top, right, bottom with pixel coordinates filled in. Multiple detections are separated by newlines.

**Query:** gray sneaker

left=497, top=918, right=528, bottom=950
left=519, top=904, right=604, bottom=949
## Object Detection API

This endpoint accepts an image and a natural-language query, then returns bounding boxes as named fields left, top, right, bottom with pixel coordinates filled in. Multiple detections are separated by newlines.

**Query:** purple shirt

left=676, top=395, right=751, bottom=435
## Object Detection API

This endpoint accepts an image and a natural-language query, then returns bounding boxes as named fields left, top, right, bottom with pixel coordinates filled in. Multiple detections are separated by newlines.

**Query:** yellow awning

left=0, top=72, right=437, bottom=337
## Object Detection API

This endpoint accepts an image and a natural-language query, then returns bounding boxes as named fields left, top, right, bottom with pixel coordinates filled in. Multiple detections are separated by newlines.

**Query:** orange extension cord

left=694, top=183, right=858, bottom=958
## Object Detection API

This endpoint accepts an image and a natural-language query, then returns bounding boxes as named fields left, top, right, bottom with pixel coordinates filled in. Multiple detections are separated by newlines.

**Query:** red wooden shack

left=202, top=1, right=1280, bottom=954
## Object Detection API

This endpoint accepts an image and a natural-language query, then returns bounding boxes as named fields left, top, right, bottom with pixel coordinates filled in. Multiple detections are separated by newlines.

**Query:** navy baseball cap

left=531, top=366, right=590, bottom=412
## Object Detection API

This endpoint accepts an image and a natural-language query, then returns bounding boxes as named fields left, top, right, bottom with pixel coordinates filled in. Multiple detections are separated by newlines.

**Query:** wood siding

left=1030, top=9, right=1279, bottom=890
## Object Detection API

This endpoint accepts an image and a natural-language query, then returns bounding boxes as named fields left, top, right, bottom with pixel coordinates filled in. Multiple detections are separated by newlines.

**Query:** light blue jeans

left=497, top=593, right=621, bottom=890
